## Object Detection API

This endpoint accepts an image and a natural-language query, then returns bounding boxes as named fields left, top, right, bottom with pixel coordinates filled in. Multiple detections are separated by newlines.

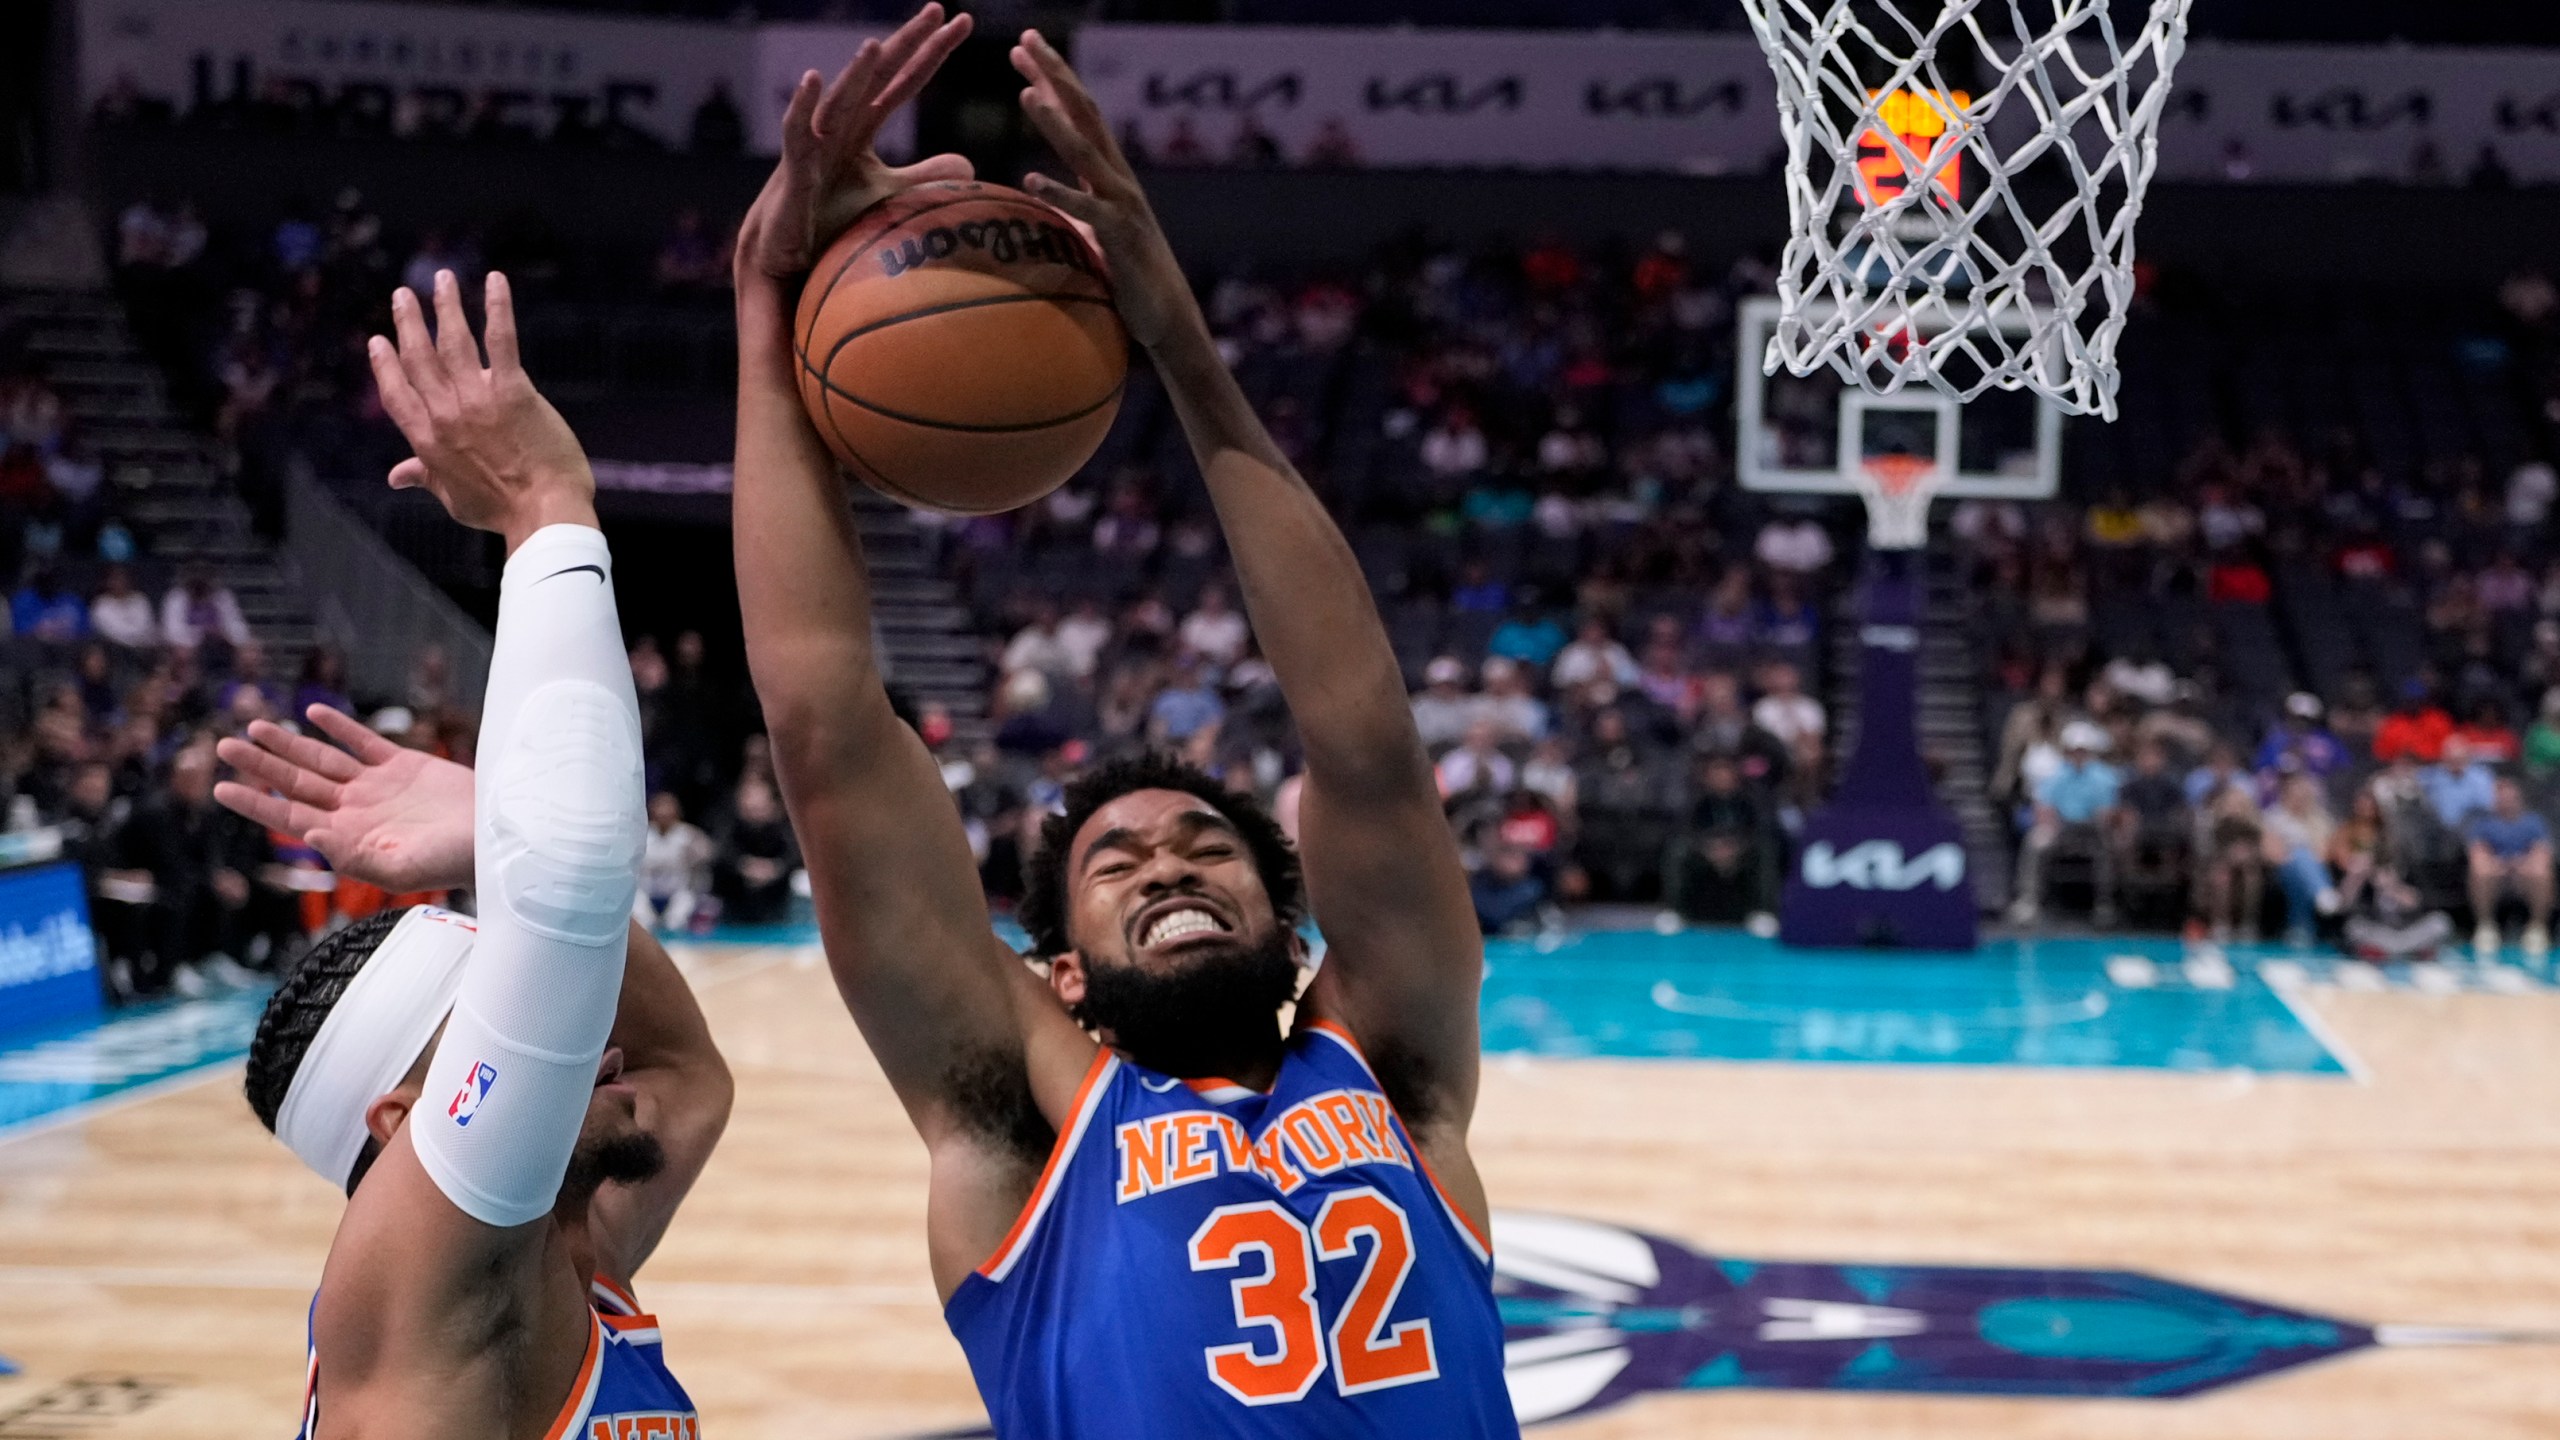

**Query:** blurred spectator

left=2343, top=868, right=2454, bottom=962
left=1476, top=658, right=1549, bottom=744
left=1551, top=615, right=1637, bottom=690
left=2112, top=739, right=2192, bottom=908
left=1147, top=655, right=1224, bottom=744
left=1003, top=600, right=1074, bottom=678
left=1749, top=661, right=1823, bottom=754
left=2261, top=774, right=2339, bottom=946
left=1179, top=583, right=1250, bottom=666
left=2010, top=722, right=2121, bottom=926
left=2421, top=736, right=2497, bottom=831
left=88, top=564, right=155, bottom=649
left=1573, top=708, right=1674, bottom=900
left=2525, top=689, right=2560, bottom=778
left=108, top=740, right=279, bottom=996
left=636, top=791, right=713, bottom=932
left=2255, top=692, right=2346, bottom=780
left=2373, top=681, right=2453, bottom=764
left=161, top=565, right=251, bottom=654
left=2193, top=778, right=2267, bottom=942
left=2467, top=776, right=2552, bottom=957
left=11, top=566, right=86, bottom=644
left=1435, top=719, right=1516, bottom=809
left=1055, top=598, right=1113, bottom=679
left=712, top=773, right=799, bottom=925
left=1469, top=842, right=1551, bottom=936
left=1662, top=751, right=1777, bottom=927
left=1411, top=657, right=1475, bottom=751
left=1487, top=606, right=1567, bottom=670
left=1420, top=407, right=1488, bottom=479
left=293, top=648, right=353, bottom=719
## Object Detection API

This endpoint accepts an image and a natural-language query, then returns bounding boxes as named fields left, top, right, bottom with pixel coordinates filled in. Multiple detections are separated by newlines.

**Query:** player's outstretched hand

left=215, top=704, right=477, bottom=895
left=739, top=2, right=976, bottom=283
left=368, top=268, right=596, bottom=551
left=1011, top=30, right=1192, bottom=352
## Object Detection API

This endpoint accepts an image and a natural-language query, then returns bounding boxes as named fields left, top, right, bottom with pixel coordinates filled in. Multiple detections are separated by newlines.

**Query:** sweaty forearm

left=1150, top=324, right=1420, bottom=783
left=732, top=289, right=893, bottom=737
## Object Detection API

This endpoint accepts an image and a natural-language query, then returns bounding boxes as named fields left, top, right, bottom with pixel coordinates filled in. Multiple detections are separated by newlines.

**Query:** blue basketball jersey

left=297, top=1275, right=698, bottom=1440
left=947, top=1020, right=1519, bottom=1439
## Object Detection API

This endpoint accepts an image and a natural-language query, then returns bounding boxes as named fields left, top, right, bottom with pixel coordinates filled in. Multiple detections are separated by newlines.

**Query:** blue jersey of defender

left=947, top=1020, right=1519, bottom=1439
left=298, top=1276, right=697, bottom=1440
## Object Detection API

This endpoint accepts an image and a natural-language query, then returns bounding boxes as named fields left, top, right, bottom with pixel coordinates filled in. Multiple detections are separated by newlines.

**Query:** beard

left=559, top=1127, right=667, bottom=1201
left=1076, top=924, right=1302, bottom=1078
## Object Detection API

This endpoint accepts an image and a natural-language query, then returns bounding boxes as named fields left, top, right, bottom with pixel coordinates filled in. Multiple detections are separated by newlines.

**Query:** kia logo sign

left=1582, top=77, right=1748, bottom=119
left=1140, top=69, right=1303, bottom=112
left=2268, top=87, right=2433, bottom=131
left=1364, top=74, right=1525, bottom=115
left=1801, top=840, right=1967, bottom=892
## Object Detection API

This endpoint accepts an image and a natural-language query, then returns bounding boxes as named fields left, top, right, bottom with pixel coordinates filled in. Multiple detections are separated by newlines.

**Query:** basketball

left=792, top=181, right=1127, bottom=514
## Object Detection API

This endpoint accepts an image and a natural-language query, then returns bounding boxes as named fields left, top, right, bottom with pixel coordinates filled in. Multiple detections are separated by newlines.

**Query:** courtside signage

left=0, top=862, right=102, bottom=1045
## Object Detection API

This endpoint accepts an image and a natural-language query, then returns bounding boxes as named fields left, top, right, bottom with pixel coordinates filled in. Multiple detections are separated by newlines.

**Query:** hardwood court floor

left=2, top=941, right=2555, bottom=1438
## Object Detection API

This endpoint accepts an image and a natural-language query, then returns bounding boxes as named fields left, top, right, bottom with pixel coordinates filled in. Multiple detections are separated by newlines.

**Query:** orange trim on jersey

left=1306, top=1017, right=1494, bottom=1261
left=599, top=1310, right=662, bottom=1332
left=538, top=1312, right=605, bottom=1440
left=589, top=1274, right=642, bottom=1316
left=975, top=1048, right=1116, bottom=1281
left=1183, top=1074, right=1259, bottom=1096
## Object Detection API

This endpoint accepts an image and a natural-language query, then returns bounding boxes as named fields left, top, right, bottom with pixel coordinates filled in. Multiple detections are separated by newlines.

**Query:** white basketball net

left=1854, top=455, right=1943, bottom=550
left=1739, top=0, right=2196, bottom=421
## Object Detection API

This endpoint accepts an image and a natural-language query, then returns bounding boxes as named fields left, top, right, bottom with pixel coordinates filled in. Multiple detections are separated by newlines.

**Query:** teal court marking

left=1477, top=931, right=2352, bottom=1073
left=0, top=989, right=268, bottom=1144
left=6, top=923, right=2546, bottom=1140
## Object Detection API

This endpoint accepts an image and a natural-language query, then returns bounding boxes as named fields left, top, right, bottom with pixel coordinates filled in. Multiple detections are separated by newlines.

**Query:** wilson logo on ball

left=879, top=220, right=1098, bottom=279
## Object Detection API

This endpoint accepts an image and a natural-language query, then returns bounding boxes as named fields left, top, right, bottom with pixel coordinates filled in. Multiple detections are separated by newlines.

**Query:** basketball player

left=732, top=12, right=1516, bottom=1433
left=222, top=271, right=725, bottom=1439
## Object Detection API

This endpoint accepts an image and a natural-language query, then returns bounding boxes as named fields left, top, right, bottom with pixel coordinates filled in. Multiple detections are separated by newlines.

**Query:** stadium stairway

left=1, top=286, right=322, bottom=671
left=1825, top=543, right=2013, bottom=914
left=847, top=487, right=991, bottom=743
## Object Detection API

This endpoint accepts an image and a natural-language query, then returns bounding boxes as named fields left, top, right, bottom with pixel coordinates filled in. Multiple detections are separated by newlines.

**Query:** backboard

left=1736, top=295, right=2060, bottom=500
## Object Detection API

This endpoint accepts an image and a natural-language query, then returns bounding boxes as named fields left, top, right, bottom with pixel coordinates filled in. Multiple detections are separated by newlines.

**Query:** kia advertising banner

left=1779, top=552, right=1977, bottom=951
left=2153, top=42, right=2560, bottom=184
left=77, top=0, right=902, bottom=156
left=1075, top=23, right=1783, bottom=173
left=1081, top=26, right=2560, bottom=183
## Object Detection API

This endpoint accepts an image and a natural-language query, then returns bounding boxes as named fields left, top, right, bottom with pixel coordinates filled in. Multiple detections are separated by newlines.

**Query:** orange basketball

left=792, top=181, right=1127, bottom=515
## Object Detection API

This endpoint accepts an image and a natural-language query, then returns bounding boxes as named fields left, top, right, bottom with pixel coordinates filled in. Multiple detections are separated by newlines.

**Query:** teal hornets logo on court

left=1494, top=1212, right=2554, bottom=1424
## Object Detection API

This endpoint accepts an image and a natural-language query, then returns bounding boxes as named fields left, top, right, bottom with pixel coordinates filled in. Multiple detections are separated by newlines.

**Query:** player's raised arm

left=1012, top=34, right=1485, bottom=1142
left=278, top=267, right=653, bottom=1426
left=217, top=705, right=731, bottom=1287
left=731, top=6, right=1096, bottom=1279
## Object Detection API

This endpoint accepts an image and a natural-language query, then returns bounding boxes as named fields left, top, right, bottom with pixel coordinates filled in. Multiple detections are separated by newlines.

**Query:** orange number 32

left=1186, top=1188, right=1441, bottom=1406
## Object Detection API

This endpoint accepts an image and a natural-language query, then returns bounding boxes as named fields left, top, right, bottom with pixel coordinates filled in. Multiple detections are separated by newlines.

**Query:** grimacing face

left=1048, top=788, right=1287, bottom=1015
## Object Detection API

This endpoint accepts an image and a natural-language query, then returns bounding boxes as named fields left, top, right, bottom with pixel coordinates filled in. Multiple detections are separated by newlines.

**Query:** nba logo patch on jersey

left=448, top=1062, right=497, bottom=1125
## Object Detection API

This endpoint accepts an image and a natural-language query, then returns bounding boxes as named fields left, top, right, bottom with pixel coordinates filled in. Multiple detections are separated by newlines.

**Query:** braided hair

left=243, top=907, right=414, bottom=1138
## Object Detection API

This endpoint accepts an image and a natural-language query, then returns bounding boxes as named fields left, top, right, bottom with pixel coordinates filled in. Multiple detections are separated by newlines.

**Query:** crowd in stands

left=81, top=161, right=2560, bottom=968
left=1967, top=410, right=2560, bottom=957
left=924, top=230, right=1845, bottom=938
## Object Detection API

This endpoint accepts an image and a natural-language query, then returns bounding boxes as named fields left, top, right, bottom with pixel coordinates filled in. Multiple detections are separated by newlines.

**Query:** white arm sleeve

left=413, top=524, right=645, bottom=1228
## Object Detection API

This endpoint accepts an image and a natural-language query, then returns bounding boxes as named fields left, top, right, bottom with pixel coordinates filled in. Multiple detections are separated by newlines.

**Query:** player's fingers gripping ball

left=794, top=180, right=1128, bottom=515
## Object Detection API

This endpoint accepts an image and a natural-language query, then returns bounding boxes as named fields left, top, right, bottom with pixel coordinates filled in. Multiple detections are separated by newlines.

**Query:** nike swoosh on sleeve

left=543, top=564, right=607, bottom=585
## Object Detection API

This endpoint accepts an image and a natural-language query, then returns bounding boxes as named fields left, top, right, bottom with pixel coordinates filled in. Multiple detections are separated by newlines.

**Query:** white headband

left=273, top=906, right=480, bottom=1188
